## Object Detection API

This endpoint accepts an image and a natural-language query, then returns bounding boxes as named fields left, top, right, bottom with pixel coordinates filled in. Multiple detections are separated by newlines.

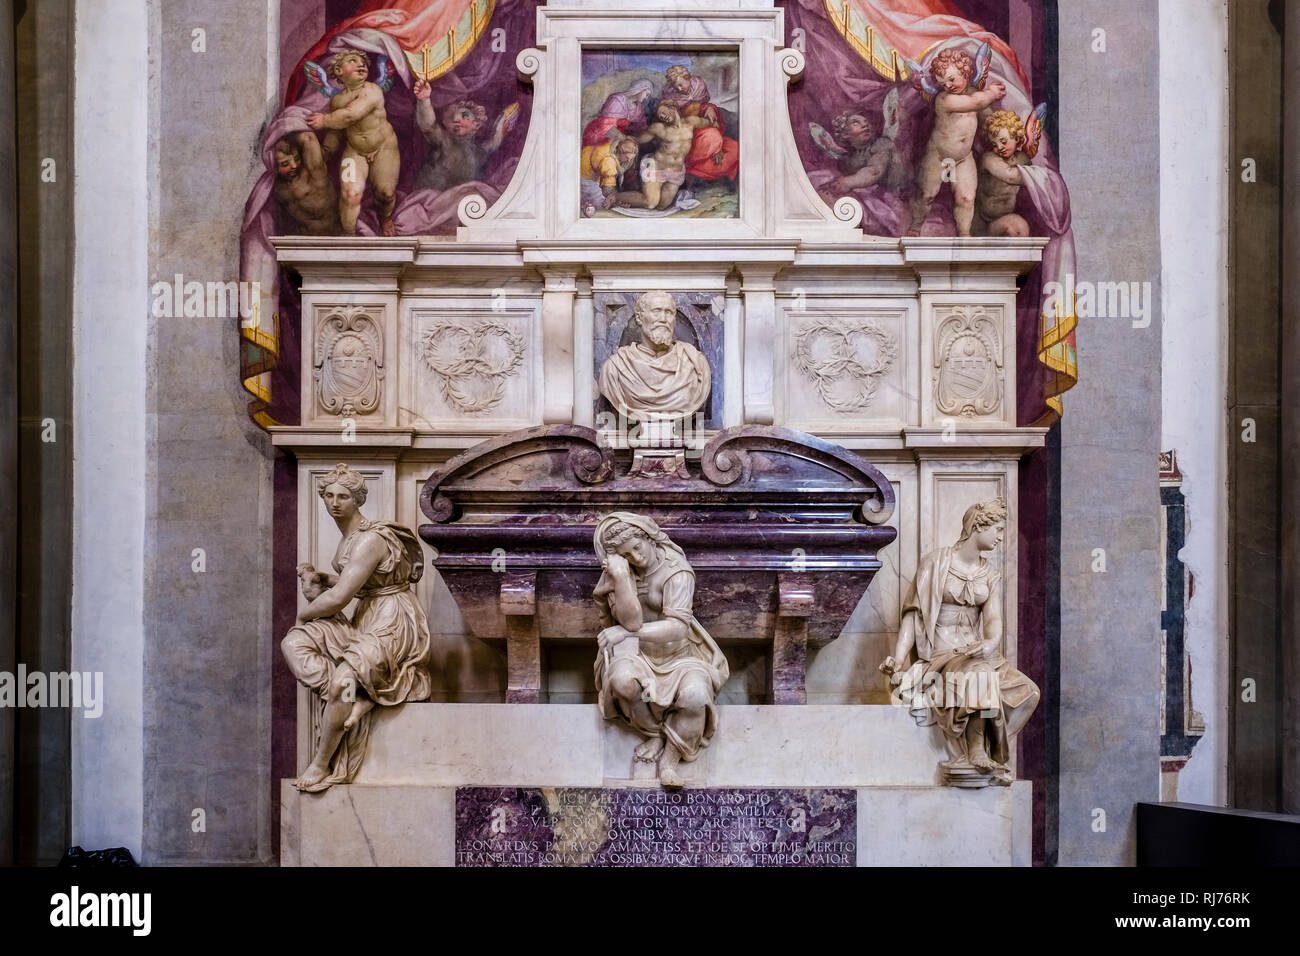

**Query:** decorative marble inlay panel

left=421, top=318, right=527, bottom=414
left=406, top=305, right=541, bottom=432
left=793, top=317, right=898, bottom=413
left=314, top=306, right=384, bottom=417
left=934, top=306, right=1004, bottom=418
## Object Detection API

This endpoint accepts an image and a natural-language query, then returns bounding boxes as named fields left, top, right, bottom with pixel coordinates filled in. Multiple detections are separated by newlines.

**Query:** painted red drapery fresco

left=286, top=0, right=493, bottom=104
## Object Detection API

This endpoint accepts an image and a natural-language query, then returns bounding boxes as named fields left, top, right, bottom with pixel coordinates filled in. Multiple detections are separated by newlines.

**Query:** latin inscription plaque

left=456, top=787, right=856, bottom=867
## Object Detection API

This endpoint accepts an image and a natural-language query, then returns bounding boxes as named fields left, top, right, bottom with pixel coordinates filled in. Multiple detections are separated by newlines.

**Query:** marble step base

left=284, top=704, right=1031, bottom=866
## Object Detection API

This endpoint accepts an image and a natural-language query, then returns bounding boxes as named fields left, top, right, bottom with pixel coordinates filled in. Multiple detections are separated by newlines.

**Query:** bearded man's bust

left=597, top=291, right=712, bottom=421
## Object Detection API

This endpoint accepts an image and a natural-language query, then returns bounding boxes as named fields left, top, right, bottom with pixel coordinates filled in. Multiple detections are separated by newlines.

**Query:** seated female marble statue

left=880, top=497, right=1039, bottom=786
left=282, top=463, right=432, bottom=792
left=592, top=512, right=729, bottom=789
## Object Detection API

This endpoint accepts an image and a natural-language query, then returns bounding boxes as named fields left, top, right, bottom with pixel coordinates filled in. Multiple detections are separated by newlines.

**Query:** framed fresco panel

left=579, top=49, right=741, bottom=220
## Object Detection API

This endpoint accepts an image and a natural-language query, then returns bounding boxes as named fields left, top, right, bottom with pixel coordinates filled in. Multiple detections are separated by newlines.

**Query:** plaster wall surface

left=141, top=0, right=278, bottom=863
left=1157, top=0, right=1228, bottom=807
left=71, top=0, right=149, bottom=858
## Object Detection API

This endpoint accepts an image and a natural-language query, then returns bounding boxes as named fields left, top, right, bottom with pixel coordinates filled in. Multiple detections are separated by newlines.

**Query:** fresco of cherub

left=303, top=49, right=400, bottom=235
left=974, top=105, right=1047, bottom=237
left=810, top=87, right=910, bottom=197
left=412, top=79, right=519, bottom=192
left=808, top=88, right=910, bottom=234
left=903, top=43, right=1007, bottom=237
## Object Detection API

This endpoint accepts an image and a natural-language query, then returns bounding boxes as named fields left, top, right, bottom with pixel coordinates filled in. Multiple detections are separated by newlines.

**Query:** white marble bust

left=598, top=291, right=711, bottom=421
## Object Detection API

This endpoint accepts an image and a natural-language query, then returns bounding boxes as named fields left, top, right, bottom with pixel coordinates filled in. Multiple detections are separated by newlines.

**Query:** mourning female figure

left=880, top=497, right=1039, bottom=786
left=582, top=79, right=655, bottom=147
left=593, top=513, right=729, bottom=789
left=282, top=463, right=432, bottom=792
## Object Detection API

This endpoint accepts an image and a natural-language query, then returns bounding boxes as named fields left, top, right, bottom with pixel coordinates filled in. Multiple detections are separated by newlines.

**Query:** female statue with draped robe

left=592, top=512, right=729, bottom=789
left=880, top=497, right=1039, bottom=787
left=282, top=463, right=432, bottom=792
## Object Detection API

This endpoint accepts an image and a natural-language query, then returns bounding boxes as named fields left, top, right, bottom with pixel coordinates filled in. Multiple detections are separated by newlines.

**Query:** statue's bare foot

left=658, top=764, right=685, bottom=790
left=343, top=696, right=374, bottom=731
left=906, top=226, right=922, bottom=237
left=294, top=759, right=331, bottom=792
left=989, top=767, right=1013, bottom=787
left=970, top=752, right=998, bottom=773
left=657, top=742, right=686, bottom=789
left=634, top=737, right=665, bottom=763
left=381, top=218, right=396, bottom=237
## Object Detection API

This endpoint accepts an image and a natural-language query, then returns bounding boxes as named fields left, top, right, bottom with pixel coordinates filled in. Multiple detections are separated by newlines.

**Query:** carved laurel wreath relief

left=793, top=318, right=898, bottom=412
left=934, top=307, right=1004, bottom=418
left=315, top=307, right=384, bottom=416
left=421, top=318, right=527, bottom=414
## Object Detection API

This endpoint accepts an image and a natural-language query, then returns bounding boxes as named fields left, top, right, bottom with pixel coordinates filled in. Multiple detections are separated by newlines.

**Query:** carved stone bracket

left=421, top=424, right=616, bottom=525
left=773, top=573, right=816, bottom=705
left=500, top=571, right=540, bottom=704
left=700, top=425, right=896, bottom=526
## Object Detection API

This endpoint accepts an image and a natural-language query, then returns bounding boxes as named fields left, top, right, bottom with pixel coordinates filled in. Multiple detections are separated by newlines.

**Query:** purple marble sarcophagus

left=418, top=425, right=896, bottom=703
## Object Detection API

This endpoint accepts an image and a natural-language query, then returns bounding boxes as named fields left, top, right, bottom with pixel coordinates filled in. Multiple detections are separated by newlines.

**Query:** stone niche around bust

left=593, top=290, right=725, bottom=431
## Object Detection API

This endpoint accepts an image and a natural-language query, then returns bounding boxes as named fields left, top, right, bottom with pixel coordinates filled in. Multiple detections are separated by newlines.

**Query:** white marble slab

left=857, top=783, right=1032, bottom=866
left=355, top=702, right=951, bottom=787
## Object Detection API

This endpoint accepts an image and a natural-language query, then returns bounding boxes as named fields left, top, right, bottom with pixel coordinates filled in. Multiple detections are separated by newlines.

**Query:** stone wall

left=1158, top=0, right=1228, bottom=808
left=141, top=0, right=278, bottom=864
left=1056, top=0, right=1165, bottom=864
